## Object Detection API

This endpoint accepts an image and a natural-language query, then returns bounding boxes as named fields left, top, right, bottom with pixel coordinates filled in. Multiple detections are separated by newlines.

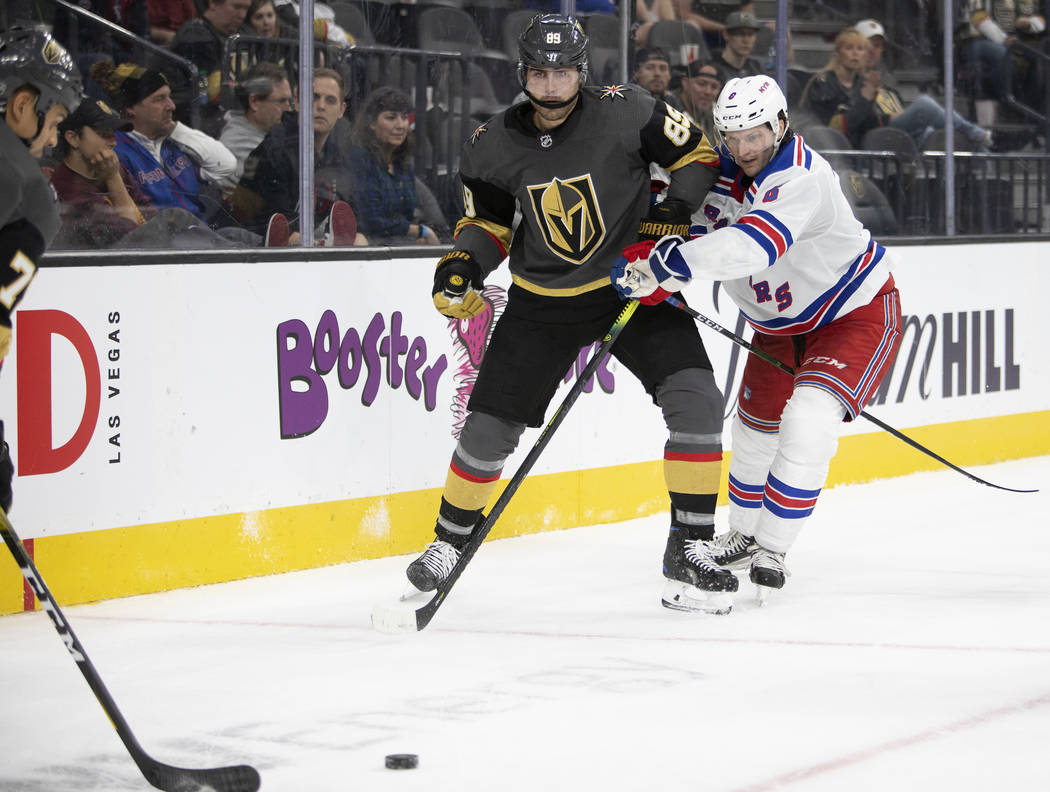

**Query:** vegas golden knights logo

left=527, top=175, right=605, bottom=264
left=42, top=39, right=61, bottom=63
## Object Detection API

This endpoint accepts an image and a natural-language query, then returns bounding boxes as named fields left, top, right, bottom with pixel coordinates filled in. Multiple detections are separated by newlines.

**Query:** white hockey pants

left=728, top=385, right=846, bottom=553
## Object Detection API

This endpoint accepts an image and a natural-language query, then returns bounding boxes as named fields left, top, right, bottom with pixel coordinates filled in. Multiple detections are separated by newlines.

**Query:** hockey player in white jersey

left=613, top=75, right=903, bottom=602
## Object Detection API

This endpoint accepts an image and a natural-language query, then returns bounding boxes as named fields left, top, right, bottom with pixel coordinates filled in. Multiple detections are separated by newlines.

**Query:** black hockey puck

left=385, top=753, right=419, bottom=770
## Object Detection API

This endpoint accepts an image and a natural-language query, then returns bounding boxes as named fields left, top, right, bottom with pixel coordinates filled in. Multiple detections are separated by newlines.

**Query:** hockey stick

left=0, top=508, right=261, bottom=792
left=371, top=299, right=641, bottom=633
left=665, top=296, right=1037, bottom=494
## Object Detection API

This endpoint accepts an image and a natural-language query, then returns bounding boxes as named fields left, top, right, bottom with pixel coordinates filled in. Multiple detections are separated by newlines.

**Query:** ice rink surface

left=1, top=456, right=1048, bottom=792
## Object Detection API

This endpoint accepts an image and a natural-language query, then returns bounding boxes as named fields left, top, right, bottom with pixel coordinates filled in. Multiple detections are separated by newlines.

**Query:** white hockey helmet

left=713, top=75, right=788, bottom=146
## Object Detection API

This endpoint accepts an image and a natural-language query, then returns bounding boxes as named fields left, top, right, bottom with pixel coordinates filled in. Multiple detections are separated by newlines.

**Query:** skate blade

left=754, top=583, right=782, bottom=607
left=660, top=580, right=733, bottom=615
left=370, top=586, right=430, bottom=634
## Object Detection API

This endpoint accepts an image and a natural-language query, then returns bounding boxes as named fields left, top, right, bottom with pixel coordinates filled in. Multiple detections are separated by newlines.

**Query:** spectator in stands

left=802, top=26, right=992, bottom=151
left=241, top=0, right=353, bottom=78
left=348, top=87, right=443, bottom=246
left=147, top=0, right=198, bottom=44
left=958, top=0, right=1046, bottom=127
left=677, top=60, right=723, bottom=139
left=219, top=62, right=291, bottom=189
left=233, top=68, right=366, bottom=246
left=633, top=47, right=685, bottom=111
left=50, top=98, right=152, bottom=248
left=634, top=0, right=676, bottom=48
left=247, top=0, right=289, bottom=38
left=53, top=0, right=150, bottom=51
left=170, top=0, right=252, bottom=133
left=264, top=0, right=355, bottom=47
left=857, top=19, right=992, bottom=150
left=90, top=60, right=252, bottom=244
left=671, top=0, right=729, bottom=39
left=51, top=97, right=279, bottom=249
left=715, top=10, right=763, bottom=79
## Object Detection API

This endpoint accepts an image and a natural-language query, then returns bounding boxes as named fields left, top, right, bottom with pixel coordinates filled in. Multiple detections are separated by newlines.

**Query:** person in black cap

left=677, top=60, right=723, bottom=139
left=717, top=10, right=764, bottom=79
left=633, top=47, right=685, bottom=111
left=50, top=98, right=156, bottom=249
left=89, top=59, right=238, bottom=227
left=52, top=96, right=274, bottom=249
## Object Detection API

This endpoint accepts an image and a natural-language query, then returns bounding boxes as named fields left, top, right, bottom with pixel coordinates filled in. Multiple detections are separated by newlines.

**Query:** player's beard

left=531, top=95, right=578, bottom=130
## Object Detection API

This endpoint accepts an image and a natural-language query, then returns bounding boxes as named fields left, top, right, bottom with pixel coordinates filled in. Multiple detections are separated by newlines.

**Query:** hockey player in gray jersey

left=406, top=13, right=738, bottom=614
left=0, top=29, right=83, bottom=513
left=1, top=29, right=83, bottom=356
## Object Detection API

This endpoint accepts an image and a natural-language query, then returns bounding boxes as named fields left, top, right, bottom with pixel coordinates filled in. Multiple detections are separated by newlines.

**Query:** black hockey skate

left=406, top=539, right=462, bottom=592
left=662, top=529, right=738, bottom=615
left=749, top=545, right=787, bottom=604
left=710, top=529, right=758, bottom=569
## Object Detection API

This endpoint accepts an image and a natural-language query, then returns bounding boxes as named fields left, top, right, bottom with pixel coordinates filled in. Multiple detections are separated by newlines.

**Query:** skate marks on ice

left=1, top=457, right=1047, bottom=791
left=1, top=652, right=714, bottom=790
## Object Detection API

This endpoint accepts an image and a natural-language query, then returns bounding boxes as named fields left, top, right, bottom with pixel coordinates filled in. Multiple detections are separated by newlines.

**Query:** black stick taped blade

left=148, top=763, right=260, bottom=792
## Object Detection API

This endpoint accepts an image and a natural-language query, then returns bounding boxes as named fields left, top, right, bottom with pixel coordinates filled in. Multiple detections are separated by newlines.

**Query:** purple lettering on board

left=276, top=319, right=329, bottom=439
left=276, top=309, right=450, bottom=438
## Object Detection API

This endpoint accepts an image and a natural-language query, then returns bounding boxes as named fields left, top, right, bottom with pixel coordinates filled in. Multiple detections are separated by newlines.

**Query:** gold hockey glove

left=432, top=250, right=485, bottom=319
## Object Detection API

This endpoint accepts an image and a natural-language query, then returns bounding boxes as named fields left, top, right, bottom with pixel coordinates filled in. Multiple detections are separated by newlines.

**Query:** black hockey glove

left=432, top=250, right=485, bottom=319
left=636, top=198, right=692, bottom=242
left=0, top=421, right=13, bottom=514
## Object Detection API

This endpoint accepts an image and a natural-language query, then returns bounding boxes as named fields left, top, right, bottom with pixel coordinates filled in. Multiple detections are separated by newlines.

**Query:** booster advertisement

left=0, top=242, right=1045, bottom=541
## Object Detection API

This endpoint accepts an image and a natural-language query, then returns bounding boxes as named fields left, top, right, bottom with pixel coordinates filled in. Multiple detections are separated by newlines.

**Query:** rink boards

left=1, top=240, right=1047, bottom=613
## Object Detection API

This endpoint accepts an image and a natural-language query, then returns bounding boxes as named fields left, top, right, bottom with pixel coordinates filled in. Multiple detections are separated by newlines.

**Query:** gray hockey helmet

left=516, top=13, right=589, bottom=89
left=0, top=28, right=84, bottom=117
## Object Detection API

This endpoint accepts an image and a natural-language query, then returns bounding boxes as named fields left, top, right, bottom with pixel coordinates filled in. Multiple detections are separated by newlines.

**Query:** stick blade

left=370, top=588, right=434, bottom=634
left=143, top=761, right=260, bottom=792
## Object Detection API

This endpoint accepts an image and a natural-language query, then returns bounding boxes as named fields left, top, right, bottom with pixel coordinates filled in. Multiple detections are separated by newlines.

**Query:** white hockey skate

left=710, top=529, right=758, bottom=570
left=662, top=535, right=737, bottom=615
left=661, top=579, right=734, bottom=615
left=749, top=545, right=787, bottom=606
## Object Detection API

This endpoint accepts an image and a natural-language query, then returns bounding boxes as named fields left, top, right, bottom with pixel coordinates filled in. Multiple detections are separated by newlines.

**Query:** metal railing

left=817, top=148, right=1050, bottom=236
left=12, top=0, right=206, bottom=127
left=221, top=34, right=512, bottom=221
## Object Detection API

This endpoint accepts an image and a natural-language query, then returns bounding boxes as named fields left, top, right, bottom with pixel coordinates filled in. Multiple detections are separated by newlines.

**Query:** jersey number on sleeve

left=462, top=183, right=476, bottom=218
left=1, top=251, right=37, bottom=311
left=662, top=105, right=692, bottom=147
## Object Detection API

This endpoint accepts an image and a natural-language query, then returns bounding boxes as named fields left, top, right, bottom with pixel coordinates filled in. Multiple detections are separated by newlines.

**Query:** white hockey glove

left=611, top=235, right=691, bottom=305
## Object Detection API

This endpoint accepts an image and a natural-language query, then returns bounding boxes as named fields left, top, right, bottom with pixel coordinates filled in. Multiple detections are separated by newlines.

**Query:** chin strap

left=523, top=89, right=579, bottom=109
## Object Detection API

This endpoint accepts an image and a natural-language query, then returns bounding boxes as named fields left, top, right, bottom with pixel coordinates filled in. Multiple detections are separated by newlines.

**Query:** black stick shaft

left=666, top=296, right=1037, bottom=494
left=0, top=508, right=260, bottom=792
